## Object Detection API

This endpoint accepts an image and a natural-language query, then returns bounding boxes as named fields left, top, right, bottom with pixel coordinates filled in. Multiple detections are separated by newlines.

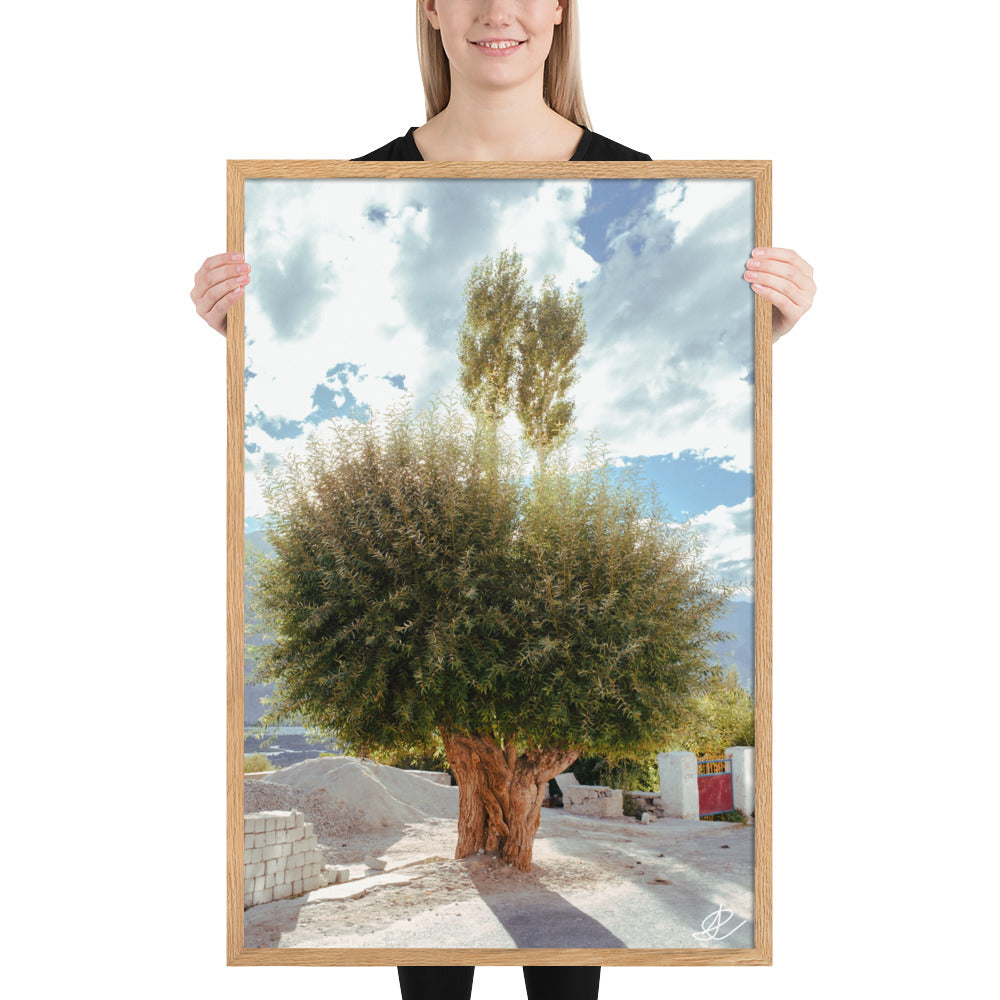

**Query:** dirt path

left=243, top=809, right=754, bottom=950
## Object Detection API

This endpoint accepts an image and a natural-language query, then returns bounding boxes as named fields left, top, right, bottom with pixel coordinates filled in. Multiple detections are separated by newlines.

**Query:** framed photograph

left=227, top=160, right=772, bottom=966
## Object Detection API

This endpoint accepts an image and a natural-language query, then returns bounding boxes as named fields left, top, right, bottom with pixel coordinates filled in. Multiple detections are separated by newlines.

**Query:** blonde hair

left=415, top=0, right=592, bottom=129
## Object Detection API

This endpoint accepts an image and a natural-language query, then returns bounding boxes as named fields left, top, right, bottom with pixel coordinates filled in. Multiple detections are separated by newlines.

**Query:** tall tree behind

left=457, top=247, right=530, bottom=442
left=515, top=274, right=586, bottom=470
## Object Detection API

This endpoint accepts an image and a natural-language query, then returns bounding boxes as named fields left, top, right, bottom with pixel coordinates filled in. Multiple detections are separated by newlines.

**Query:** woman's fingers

left=749, top=279, right=797, bottom=316
left=750, top=281, right=802, bottom=343
left=190, top=253, right=251, bottom=336
left=195, top=251, right=244, bottom=279
left=202, top=278, right=250, bottom=335
left=192, top=253, right=251, bottom=303
left=746, top=251, right=815, bottom=294
left=743, top=266, right=802, bottom=303
left=746, top=257, right=798, bottom=287
left=748, top=246, right=814, bottom=280
left=743, top=247, right=816, bottom=342
left=190, top=277, right=245, bottom=337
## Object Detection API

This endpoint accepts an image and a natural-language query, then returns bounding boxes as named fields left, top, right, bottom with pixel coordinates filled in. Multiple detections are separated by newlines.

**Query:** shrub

left=663, top=665, right=754, bottom=758
left=622, top=792, right=644, bottom=819
left=702, top=808, right=749, bottom=824
left=571, top=753, right=660, bottom=792
left=370, top=744, right=452, bottom=776
left=244, top=752, right=276, bottom=773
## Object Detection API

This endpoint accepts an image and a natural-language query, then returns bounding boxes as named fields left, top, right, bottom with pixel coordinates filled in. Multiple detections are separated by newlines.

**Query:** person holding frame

left=191, top=2, right=816, bottom=997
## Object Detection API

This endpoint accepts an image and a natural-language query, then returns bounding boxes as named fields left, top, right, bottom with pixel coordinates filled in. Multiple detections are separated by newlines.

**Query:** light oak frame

left=226, top=159, right=772, bottom=967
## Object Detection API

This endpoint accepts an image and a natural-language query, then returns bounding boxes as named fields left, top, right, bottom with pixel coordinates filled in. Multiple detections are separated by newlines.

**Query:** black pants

left=397, top=966, right=600, bottom=1000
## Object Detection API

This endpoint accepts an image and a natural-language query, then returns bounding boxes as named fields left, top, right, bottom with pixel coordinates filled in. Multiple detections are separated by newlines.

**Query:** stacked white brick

left=244, top=809, right=324, bottom=909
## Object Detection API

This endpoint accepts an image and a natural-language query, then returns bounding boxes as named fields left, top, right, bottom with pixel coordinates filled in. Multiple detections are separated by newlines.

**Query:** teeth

left=477, top=40, right=521, bottom=49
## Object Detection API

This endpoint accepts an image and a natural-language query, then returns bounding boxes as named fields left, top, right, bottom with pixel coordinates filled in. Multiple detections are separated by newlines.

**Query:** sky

left=243, top=175, right=756, bottom=600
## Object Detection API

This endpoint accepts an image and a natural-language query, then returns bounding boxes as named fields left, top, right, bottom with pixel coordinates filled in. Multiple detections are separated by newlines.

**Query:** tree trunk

left=440, top=727, right=581, bottom=872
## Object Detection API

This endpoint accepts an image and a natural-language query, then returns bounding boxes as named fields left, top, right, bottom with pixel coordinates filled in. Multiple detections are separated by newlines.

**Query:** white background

left=4, top=1, right=996, bottom=996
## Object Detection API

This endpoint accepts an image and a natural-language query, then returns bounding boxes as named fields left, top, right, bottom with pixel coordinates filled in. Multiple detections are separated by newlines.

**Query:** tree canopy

left=248, top=399, right=734, bottom=764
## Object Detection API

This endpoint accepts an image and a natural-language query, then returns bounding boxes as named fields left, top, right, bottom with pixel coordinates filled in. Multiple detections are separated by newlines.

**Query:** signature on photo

left=692, top=903, right=748, bottom=942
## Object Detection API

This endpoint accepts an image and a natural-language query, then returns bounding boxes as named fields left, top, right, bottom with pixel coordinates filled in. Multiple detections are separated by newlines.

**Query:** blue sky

left=244, top=176, right=756, bottom=598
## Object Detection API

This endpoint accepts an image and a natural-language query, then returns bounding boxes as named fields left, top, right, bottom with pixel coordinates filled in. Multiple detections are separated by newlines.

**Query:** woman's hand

left=190, top=252, right=252, bottom=336
left=743, top=248, right=815, bottom=343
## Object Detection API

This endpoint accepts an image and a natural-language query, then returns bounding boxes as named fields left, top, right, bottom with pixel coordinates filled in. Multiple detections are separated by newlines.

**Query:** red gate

left=697, top=756, right=734, bottom=816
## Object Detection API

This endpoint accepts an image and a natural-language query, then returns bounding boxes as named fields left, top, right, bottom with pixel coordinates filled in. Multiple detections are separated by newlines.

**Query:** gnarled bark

left=440, top=727, right=581, bottom=872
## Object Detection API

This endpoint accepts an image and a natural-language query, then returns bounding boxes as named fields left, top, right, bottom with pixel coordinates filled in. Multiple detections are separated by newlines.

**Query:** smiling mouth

left=470, top=39, right=527, bottom=50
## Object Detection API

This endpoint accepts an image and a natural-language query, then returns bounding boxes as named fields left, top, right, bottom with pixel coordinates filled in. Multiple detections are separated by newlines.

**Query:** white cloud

left=494, top=180, right=598, bottom=289
left=242, top=177, right=758, bottom=518
left=571, top=178, right=755, bottom=470
left=687, top=497, right=754, bottom=593
left=654, top=179, right=752, bottom=245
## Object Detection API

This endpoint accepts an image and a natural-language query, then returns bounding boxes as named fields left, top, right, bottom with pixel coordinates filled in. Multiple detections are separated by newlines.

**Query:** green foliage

left=457, top=248, right=587, bottom=470
left=371, top=739, right=452, bottom=776
left=508, top=438, right=735, bottom=757
left=702, top=808, right=749, bottom=824
left=663, top=664, right=755, bottom=758
left=244, top=752, right=276, bottom=773
left=570, top=752, right=660, bottom=792
left=622, top=792, right=643, bottom=819
left=248, top=396, right=524, bottom=755
left=364, top=728, right=451, bottom=772
left=556, top=664, right=754, bottom=789
left=457, top=247, right=530, bottom=426
left=515, top=275, right=587, bottom=468
left=248, top=400, right=734, bottom=766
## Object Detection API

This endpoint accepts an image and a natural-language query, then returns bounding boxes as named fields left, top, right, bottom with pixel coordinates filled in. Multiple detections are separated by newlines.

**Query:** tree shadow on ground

left=466, top=867, right=627, bottom=949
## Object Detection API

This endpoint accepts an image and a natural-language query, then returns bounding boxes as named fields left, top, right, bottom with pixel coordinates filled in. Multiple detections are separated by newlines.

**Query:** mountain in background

left=242, top=531, right=755, bottom=725
left=712, top=599, right=754, bottom=695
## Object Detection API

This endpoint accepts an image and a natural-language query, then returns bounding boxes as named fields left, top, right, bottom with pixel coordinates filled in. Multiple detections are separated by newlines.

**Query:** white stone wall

left=725, top=746, right=755, bottom=817
left=562, top=785, right=623, bottom=818
left=656, top=751, right=699, bottom=819
left=244, top=809, right=324, bottom=909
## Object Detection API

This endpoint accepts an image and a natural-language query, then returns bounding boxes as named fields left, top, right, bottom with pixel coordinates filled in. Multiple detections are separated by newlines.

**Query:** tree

left=457, top=248, right=587, bottom=471
left=515, top=275, right=587, bottom=470
left=249, top=402, right=734, bottom=871
left=664, top=664, right=755, bottom=757
left=456, top=247, right=530, bottom=442
left=572, top=663, right=755, bottom=789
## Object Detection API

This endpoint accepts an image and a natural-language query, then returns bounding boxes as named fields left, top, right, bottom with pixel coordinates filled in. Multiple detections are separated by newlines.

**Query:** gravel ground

left=242, top=778, right=755, bottom=950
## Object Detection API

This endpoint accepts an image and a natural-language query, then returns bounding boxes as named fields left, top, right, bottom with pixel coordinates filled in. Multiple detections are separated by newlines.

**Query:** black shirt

left=353, top=125, right=651, bottom=161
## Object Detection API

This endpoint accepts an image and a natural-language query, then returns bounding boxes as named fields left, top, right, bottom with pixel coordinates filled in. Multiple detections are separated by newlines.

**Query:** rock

left=562, top=785, right=623, bottom=818
left=327, top=865, right=351, bottom=884
left=365, top=856, right=389, bottom=870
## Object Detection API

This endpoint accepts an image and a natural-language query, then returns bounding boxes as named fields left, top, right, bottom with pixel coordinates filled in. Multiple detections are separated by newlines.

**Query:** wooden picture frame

left=227, top=160, right=772, bottom=966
